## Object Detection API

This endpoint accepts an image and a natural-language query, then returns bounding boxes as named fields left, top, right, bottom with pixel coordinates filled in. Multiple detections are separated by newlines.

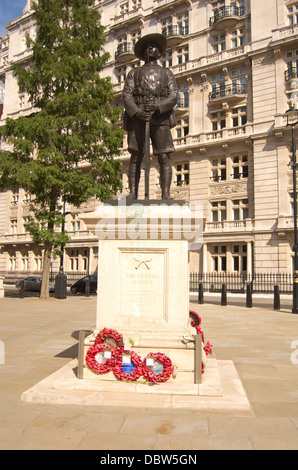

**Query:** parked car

left=70, top=275, right=98, bottom=294
left=15, top=276, right=55, bottom=292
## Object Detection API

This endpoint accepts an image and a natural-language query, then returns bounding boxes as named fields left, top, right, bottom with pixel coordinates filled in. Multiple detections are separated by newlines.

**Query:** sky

left=0, top=0, right=27, bottom=37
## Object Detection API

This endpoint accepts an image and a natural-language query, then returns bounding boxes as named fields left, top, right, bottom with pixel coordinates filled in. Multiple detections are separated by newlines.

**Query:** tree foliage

left=0, top=0, right=124, bottom=297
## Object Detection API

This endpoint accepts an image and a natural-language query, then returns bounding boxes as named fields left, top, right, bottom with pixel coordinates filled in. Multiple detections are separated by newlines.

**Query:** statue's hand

left=144, top=103, right=159, bottom=114
left=135, top=110, right=151, bottom=121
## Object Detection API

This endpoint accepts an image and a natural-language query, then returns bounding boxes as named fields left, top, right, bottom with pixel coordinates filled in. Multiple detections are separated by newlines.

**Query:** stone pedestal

left=81, top=198, right=203, bottom=378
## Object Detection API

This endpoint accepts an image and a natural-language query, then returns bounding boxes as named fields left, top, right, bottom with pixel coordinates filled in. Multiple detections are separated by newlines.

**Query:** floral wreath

left=113, top=349, right=143, bottom=382
left=85, top=342, right=116, bottom=375
left=142, top=352, right=174, bottom=384
left=94, top=327, right=124, bottom=349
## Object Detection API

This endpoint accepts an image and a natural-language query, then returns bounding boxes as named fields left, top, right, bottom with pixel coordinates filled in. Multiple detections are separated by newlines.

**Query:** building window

left=232, top=198, right=249, bottom=220
left=210, top=111, right=226, bottom=131
left=21, top=254, right=29, bottom=271
left=177, top=83, right=189, bottom=107
left=131, top=30, right=141, bottom=47
left=10, top=219, right=17, bottom=235
left=213, top=34, right=226, bottom=53
left=212, top=245, right=227, bottom=272
left=22, top=217, right=30, bottom=233
left=161, top=52, right=172, bottom=68
left=116, top=66, right=126, bottom=83
left=231, top=106, right=247, bottom=127
left=177, top=46, right=189, bottom=64
left=71, top=214, right=80, bottom=232
left=69, top=249, right=79, bottom=272
left=175, top=163, right=189, bottom=186
left=232, top=244, right=247, bottom=272
left=119, top=1, right=129, bottom=15
left=288, top=2, right=298, bottom=25
left=211, top=200, right=227, bottom=222
left=232, top=155, right=248, bottom=179
left=231, top=28, right=245, bottom=48
left=9, top=255, right=16, bottom=271
left=176, top=118, right=189, bottom=138
left=231, top=67, right=246, bottom=93
left=11, top=190, right=19, bottom=206
left=210, top=158, right=226, bottom=182
left=177, top=12, right=189, bottom=35
left=34, top=255, right=42, bottom=271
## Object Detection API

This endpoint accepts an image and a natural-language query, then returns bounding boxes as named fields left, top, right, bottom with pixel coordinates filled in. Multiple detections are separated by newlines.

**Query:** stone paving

left=0, top=292, right=298, bottom=450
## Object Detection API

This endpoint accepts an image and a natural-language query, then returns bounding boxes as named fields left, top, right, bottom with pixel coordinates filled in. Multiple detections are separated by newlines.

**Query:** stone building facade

left=0, top=0, right=298, bottom=280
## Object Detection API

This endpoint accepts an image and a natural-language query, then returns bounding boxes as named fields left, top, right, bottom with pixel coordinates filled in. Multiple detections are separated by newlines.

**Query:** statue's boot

left=159, top=153, right=173, bottom=200
left=127, top=155, right=141, bottom=200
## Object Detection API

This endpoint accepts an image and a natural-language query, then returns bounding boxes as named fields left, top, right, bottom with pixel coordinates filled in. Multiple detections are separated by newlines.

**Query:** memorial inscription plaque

left=119, top=248, right=168, bottom=321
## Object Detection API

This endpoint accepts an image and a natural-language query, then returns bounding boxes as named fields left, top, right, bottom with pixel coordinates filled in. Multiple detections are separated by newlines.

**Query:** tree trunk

left=40, top=245, right=51, bottom=299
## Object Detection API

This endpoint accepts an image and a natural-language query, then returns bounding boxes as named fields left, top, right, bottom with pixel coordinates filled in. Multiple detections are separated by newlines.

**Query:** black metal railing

left=285, top=67, right=298, bottom=81
left=190, top=272, right=294, bottom=294
left=210, top=5, right=245, bottom=26
left=162, top=25, right=188, bottom=38
left=115, top=43, right=134, bottom=59
left=209, top=83, right=246, bottom=101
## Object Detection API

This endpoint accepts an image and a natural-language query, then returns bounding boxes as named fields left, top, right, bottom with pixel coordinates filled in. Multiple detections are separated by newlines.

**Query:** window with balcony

left=210, top=158, right=227, bottom=182
left=176, top=119, right=189, bottom=139
left=232, top=198, right=249, bottom=220
left=231, top=155, right=248, bottom=179
left=177, top=46, right=189, bottom=64
left=210, top=111, right=226, bottom=131
left=174, top=163, right=189, bottom=186
left=231, top=27, right=244, bottom=48
left=211, top=200, right=227, bottom=222
left=161, top=52, right=173, bottom=68
left=231, top=106, right=247, bottom=127
left=213, top=34, right=226, bottom=53
left=285, top=49, right=298, bottom=81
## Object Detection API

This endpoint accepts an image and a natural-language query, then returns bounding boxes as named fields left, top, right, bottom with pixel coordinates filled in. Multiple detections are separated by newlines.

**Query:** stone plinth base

left=21, top=358, right=251, bottom=411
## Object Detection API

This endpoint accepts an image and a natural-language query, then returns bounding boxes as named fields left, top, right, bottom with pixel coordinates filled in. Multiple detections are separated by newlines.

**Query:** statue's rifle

left=144, top=88, right=153, bottom=201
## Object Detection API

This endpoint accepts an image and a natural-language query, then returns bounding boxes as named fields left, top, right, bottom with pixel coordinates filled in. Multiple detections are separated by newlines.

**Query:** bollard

left=55, top=272, right=67, bottom=299
left=198, top=283, right=204, bottom=304
left=19, top=280, right=24, bottom=299
left=194, top=334, right=202, bottom=384
left=85, top=279, right=90, bottom=297
left=221, top=283, right=227, bottom=306
left=274, top=285, right=280, bottom=310
left=77, top=330, right=87, bottom=379
left=246, top=282, right=253, bottom=308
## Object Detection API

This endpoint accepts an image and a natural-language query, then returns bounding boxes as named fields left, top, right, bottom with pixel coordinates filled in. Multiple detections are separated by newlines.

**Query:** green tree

left=0, top=0, right=124, bottom=298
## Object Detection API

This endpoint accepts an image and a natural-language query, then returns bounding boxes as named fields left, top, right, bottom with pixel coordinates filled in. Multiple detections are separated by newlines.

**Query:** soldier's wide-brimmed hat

left=134, top=33, right=167, bottom=60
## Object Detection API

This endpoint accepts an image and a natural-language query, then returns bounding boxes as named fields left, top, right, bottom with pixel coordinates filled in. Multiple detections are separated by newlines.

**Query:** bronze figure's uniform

left=122, top=33, right=178, bottom=200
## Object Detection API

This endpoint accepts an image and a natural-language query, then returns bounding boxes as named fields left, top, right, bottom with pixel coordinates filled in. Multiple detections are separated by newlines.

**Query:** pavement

left=0, top=289, right=298, bottom=450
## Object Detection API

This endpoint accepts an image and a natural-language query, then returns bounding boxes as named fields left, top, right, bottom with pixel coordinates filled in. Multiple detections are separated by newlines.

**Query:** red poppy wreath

left=94, top=327, right=124, bottom=349
left=142, top=352, right=174, bottom=384
left=113, top=349, right=143, bottom=382
left=85, top=343, right=116, bottom=375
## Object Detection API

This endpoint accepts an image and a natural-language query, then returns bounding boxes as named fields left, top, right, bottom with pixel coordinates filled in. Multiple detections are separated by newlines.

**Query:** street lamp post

left=286, top=106, right=298, bottom=313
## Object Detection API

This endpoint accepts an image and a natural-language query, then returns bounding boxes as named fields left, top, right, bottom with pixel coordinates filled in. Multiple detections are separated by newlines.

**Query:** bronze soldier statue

left=122, top=33, right=178, bottom=200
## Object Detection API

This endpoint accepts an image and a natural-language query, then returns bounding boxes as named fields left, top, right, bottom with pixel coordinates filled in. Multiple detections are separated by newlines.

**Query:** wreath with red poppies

left=85, top=342, right=116, bottom=375
left=113, top=349, right=144, bottom=382
left=142, top=352, right=174, bottom=384
left=94, top=327, right=124, bottom=349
